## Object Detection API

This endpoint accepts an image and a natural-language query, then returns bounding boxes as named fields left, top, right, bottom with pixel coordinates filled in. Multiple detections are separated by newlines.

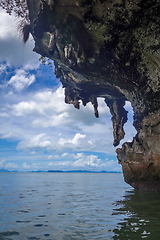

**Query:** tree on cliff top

left=0, top=0, right=28, bottom=19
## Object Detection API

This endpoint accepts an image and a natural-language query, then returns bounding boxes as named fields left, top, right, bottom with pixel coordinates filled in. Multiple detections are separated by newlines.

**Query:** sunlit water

left=0, top=173, right=160, bottom=240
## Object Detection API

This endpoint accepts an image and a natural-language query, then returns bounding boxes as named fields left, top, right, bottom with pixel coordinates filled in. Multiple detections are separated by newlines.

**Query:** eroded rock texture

left=27, top=0, right=160, bottom=190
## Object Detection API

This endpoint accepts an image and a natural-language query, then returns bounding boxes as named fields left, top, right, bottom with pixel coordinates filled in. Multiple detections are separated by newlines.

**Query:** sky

left=0, top=8, right=136, bottom=172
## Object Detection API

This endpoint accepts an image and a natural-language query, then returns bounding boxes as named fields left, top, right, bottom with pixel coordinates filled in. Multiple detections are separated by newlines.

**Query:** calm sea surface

left=0, top=173, right=160, bottom=240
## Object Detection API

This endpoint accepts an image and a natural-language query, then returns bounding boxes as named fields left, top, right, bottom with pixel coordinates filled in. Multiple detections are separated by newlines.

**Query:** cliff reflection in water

left=112, top=190, right=160, bottom=239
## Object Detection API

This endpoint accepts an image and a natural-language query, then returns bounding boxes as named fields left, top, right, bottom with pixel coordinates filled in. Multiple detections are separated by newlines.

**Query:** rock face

left=27, top=0, right=160, bottom=191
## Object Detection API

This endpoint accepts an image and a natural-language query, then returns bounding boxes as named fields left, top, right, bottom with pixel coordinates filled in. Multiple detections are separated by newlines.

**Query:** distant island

left=0, top=169, right=121, bottom=173
left=0, top=169, right=19, bottom=172
left=0, top=169, right=10, bottom=172
left=47, top=170, right=121, bottom=173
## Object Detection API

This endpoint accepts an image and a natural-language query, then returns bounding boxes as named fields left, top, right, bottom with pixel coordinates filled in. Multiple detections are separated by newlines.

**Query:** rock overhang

left=25, top=0, right=160, bottom=190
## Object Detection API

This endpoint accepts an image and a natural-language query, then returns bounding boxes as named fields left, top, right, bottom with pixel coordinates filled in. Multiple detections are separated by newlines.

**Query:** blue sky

left=0, top=9, right=136, bottom=172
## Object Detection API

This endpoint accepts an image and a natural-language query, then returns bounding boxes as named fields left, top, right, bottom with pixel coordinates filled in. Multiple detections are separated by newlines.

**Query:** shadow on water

left=112, top=190, right=160, bottom=239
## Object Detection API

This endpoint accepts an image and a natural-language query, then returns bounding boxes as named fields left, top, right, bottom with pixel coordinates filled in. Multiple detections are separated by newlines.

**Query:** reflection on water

left=113, top=190, right=160, bottom=239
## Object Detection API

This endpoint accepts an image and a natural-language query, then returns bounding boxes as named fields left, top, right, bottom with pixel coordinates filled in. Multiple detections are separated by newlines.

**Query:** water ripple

left=0, top=173, right=145, bottom=240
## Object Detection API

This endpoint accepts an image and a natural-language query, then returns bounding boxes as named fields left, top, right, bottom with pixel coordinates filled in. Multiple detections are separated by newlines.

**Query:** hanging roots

left=22, top=23, right=30, bottom=43
left=18, top=20, right=30, bottom=43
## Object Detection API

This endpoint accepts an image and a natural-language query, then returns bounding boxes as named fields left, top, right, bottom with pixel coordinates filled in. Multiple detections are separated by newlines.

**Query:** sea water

left=0, top=173, right=160, bottom=240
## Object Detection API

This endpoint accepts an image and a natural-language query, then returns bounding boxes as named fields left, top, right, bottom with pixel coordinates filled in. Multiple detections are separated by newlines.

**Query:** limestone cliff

left=26, top=0, right=160, bottom=191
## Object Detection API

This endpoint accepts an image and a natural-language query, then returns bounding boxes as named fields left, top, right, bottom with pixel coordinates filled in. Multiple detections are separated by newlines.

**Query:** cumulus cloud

left=73, top=156, right=121, bottom=171
left=0, top=131, right=20, bottom=139
left=0, top=86, right=118, bottom=155
left=46, top=152, right=121, bottom=172
left=0, top=10, right=17, bottom=39
left=56, top=134, right=115, bottom=154
left=59, top=133, right=86, bottom=146
left=32, top=112, right=71, bottom=128
left=5, top=162, right=18, bottom=169
left=74, top=154, right=101, bottom=167
left=61, top=153, right=68, bottom=158
left=48, top=155, right=59, bottom=159
left=10, top=87, right=108, bottom=129
left=0, top=84, right=135, bottom=156
left=22, top=162, right=30, bottom=169
left=12, top=87, right=66, bottom=117
left=7, top=69, right=35, bottom=91
left=60, top=152, right=84, bottom=159
left=17, top=133, right=52, bottom=150
left=0, top=9, right=39, bottom=69
left=0, top=159, right=18, bottom=170
left=72, top=133, right=86, bottom=145
left=0, top=8, right=125, bottom=171
left=76, top=158, right=120, bottom=172
left=0, top=7, right=138, bottom=172
left=13, top=101, right=44, bottom=116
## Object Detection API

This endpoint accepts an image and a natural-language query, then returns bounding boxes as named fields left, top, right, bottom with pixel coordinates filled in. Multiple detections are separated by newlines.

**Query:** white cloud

left=0, top=159, right=18, bottom=170
left=0, top=64, right=136, bottom=171
left=61, top=153, right=68, bottom=158
left=48, top=155, right=59, bottom=159
left=10, top=87, right=109, bottom=130
left=57, top=135, right=115, bottom=154
left=0, top=85, right=130, bottom=155
left=5, top=162, right=18, bottom=169
left=74, top=153, right=84, bottom=159
left=73, top=156, right=122, bottom=171
left=97, top=98, right=110, bottom=115
left=0, top=112, right=9, bottom=117
left=22, top=162, right=30, bottom=169
left=103, top=159, right=122, bottom=172
left=0, top=8, right=132, bottom=172
left=33, top=112, right=70, bottom=128
left=17, top=133, right=52, bottom=150
left=74, top=154, right=101, bottom=167
left=46, top=152, right=121, bottom=172
left=13, top=101, right=44, bottom=116
left=0, top=131, right=20, bottom=139
left=0, top=10, right=17, bottom=39
left=0, top=63, right=7, bottom=72
left=72, top=133, right=86, bottom=145
left=0, top=159, right=5, bottom=168
left=125, top=101, right=132, bottom=110
left=0, top=8, right=40, bottom=69
left=12, top=87, right=66, bottom=117
left=7, top=69, right=35, bottom=91
left=59, top=133, right=86, bottom=146
left=61, top=152, right=84, bottom=159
